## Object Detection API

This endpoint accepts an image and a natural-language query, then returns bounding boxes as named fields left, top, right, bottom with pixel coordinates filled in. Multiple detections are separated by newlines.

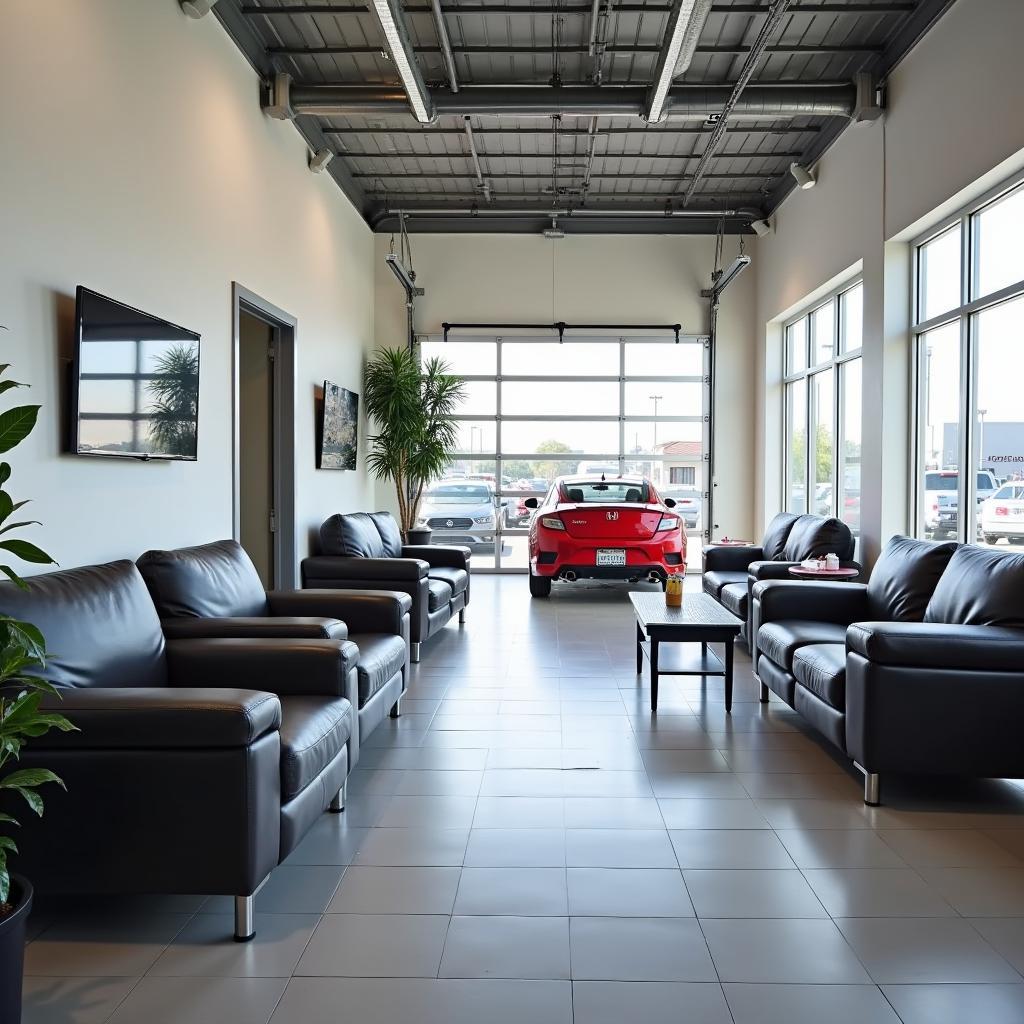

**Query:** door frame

left=231, top=283, right=297, bottom=588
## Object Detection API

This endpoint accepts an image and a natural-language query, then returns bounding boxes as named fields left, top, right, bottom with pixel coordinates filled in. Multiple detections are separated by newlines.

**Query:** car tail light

left=655, top=516, right=680, bottom=532
left=540, top=516, right=566, bottom=531
left=996, top=506, right=1009, bottom=517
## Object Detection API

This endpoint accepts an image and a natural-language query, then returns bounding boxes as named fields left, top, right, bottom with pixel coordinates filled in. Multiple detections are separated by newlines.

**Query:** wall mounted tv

left=71, top=287, right=200, bottom=461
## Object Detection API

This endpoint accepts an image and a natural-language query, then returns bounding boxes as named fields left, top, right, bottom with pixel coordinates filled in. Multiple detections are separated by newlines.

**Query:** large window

left=783, top=282, right=863, bottom=532
left=913, top=179, right=1024, bottom=549
left=419, top=333, right=710, bottom=571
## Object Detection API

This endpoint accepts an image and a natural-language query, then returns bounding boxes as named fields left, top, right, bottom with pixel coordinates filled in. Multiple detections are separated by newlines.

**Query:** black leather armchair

left=302, top=511, right=470, bottom=661
left=0, top=560, right=355, bottom=941
left=137, top=540, right=412, bottom=753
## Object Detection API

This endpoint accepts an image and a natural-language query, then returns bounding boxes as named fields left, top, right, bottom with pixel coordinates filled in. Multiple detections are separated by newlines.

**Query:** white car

left=419, top=481, right=497, bottom=544
left=924, top=470, right=999, bottom=538
left=981, top=483, right=1024, bottom=545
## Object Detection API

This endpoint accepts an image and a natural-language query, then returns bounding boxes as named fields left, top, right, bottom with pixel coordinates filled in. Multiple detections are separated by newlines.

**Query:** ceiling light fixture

left=644, top=0, right=714, bottom=123
left=180, top=0, right=218, bottom=18
left=701, top=253, right=751, bottom=298
left=789, top=162, right=816, bottom=190
left=543, top=216, right=565, bottom=239
left=309, top=148, right=334, bottom=173
left=750, top=218, right=771, bottom=237
left=371, top=0, right=434, bottom=123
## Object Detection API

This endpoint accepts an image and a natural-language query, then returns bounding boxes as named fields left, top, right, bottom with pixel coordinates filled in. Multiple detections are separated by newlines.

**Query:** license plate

left=596, top=548, right=626, bottom=566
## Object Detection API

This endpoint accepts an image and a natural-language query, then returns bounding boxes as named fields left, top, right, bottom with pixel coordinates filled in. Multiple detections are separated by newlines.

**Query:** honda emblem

left=606, top=510, right=619, bottom=521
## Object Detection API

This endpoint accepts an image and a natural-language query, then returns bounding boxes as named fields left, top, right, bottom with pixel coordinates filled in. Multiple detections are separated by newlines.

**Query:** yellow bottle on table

left=665, top=573, right=683, bottom=607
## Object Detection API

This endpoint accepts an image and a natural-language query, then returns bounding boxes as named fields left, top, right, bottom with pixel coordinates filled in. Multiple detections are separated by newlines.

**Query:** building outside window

left=783, top=281, right=863, bottom=533
left=913, top=178, right=1024, bottom=549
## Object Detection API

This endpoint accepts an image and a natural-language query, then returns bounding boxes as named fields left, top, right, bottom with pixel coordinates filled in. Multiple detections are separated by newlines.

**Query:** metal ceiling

left=212, top=0, right=956, bottom=233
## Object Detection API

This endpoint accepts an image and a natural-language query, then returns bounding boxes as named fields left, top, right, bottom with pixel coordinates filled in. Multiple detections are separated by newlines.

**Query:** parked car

left=924, top=469, right=999, bottom=538
left=419, top=481, right=497, bottom=544
left=980, top=482, right=1024, bottom=545
left=524, top=475, right=686, bottom=597
left=660, top=486, right=702, bottom=529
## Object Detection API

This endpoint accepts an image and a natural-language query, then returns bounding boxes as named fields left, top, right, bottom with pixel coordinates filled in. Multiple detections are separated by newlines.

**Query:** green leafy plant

left=0, top=363, right=76, bottom=913
left=146, top=343, right=199, bottom=457
left=364, top=347, right=466, bottom=536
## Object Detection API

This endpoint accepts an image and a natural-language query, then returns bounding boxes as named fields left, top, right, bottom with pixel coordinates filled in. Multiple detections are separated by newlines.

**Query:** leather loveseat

left=703, top=512, right=859, bottom=647
left=137, top=539, right=412, bottom=753
left=752, top=537, right=1024, bottom=804
left=302, top=511, right=470, bottom=662
left=0, top=560, right=356, bottom=940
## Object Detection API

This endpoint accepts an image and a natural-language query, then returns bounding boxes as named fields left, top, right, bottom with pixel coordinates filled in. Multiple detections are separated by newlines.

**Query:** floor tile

left=567, top=869, right=694, bottom=917
left=351, top=827, right=470, bottom=866
left=439, top=916, right=570, bottom=979
left=105, top=977, right=286, bottom=1024
left=723, top=983, right=900, bottom=1024
left=376, top=794, right=479, bottom=829
left=970, top=918, right=1024, bottom=974
left=21, top=977, right=137, bottom=1024
left=661, top=800, right=769, bottom=829
left=473, top=797, right=565, bottom=828
left=327, top=866, right=461, bottom=914
left=774, top=828, right=906, bottom=869
left=394, top=770, right=484, bottom=796
left=464, top=828, right=566, bottom=866
left=881, top=983, right=1024, bottom=1024
left=754, top=798, right=872, bottom=830
left=647, top=772, right=750, bottom=799
left=454, top=868, right=569, bottom=915
left=918, top=867, right=1024, bottom=916
left=294, top=914, right=450, bottom=977
left=669, top=829, right=794, bottom=869
left=565, top=829, right=678, bottom=868
left=877, top=828, right=1023, bottom=868
left=569, top=917, right=717, bottom=981
left=563, top=797, right=663, bottom=829
left=571, top=981, right=732, bottom=1024
left=802, top=867, right=956, bottom=917
left=202, top=866, right=344, bottom=915
left=684, top=869, right=827, bottom=918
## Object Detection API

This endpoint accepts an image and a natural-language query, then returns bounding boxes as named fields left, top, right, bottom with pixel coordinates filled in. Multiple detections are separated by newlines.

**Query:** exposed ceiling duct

left=430, top=0, right=459, bottom=94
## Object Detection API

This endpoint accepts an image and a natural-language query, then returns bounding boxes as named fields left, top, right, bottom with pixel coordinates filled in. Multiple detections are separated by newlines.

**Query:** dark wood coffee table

left=629, top=591, right=744, bottom=713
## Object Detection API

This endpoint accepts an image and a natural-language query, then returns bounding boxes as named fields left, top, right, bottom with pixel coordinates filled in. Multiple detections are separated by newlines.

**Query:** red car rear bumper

left=531, top=535, right=686, bottom=580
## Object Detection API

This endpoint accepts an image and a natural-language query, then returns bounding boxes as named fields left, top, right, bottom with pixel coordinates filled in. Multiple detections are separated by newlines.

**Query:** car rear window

left=429, top=484, right=491, bottom=499
left=994, top=484, right=1024, bottom=500
left=925, top=473, right=957, bottom=491
left=563, top=482, right=648, bottom=503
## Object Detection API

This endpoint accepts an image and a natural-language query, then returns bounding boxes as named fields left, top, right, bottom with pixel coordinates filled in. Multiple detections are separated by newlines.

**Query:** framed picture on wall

left=318, top=380, right=358, bottom=470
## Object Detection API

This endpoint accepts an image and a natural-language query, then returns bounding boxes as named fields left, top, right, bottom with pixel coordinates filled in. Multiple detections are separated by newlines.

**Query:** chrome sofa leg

left=759, top=682, right=769, bottom=703
left=390, top=698, right=402, bottom=719
left=458, top=608, right=466, bottom=625
left=858, top=765, right=880, bottom=806
left=329, top=781, right=347, bottom=813
left=234, top=894, right=255, bottom=942
left=411, top=642, right=421, bottom=663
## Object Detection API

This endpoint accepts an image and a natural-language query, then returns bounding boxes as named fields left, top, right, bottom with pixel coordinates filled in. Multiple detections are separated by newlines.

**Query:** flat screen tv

left=71, top=287, right=200, bottom=461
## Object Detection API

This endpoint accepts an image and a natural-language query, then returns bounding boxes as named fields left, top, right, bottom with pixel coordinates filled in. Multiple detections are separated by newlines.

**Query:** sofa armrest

left=752, top=580, right=869, bottom=625
left=847, top=621, right=1024, bottom=671
left=162, top=616, right=346, bottom=641
left=300, top=556, right=428, bottom=582
left=702, top=545, right=764, bottom=572
left=401, top=545, right=471, bottom=570
left=35, top=687, right=281, bottom=749
left=269, top=589, right=412, bottom=636
left=166, top=637, right=359, bottom=697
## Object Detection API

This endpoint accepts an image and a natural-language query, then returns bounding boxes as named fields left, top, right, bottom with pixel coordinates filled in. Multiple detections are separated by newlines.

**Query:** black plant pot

left=405, top=527, right=433, bottom=546
left=0, top=873, right=33, bottom=1024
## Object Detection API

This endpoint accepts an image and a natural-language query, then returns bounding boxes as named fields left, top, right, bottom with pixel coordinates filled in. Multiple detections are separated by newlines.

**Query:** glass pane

left=975, top=294, right=1024, bottom=552
left=623, top=381, right=703, bottom=417
left=973, top=183, right=1024, bottom=299
left=449, top=420, right=497, bottom=455
left=459, top=381, right=497, bottom=415
left=786, top=379, right=807, bottom=513
left=420, top=461, right=499, bottom=568
left=419, top=340, right=496, bottom=375
left=840, top=283, right=863, bottom=353
left=624, top=342, right=703, bottom=376
left=501, top=380, right=619, bottom=416
left=810, top=303, right=835, bottom=366
left=785, top=318, right=807, bottom=375
left=918, top=224, right=962, bottom=322
left=917, top=321, right=961, bottom=539
left=839, top=359, right=862, bottom=536
left=502, top=342, right=619, bottom=376
left=811, top=369, right=835, bottom=515
left=501, top=420, right=619, bottom=454
left=624, top=419, right=702, bottom=456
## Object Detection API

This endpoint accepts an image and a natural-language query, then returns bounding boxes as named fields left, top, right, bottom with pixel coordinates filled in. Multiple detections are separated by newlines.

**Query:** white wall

left=754, top=0, right=1024, bottom=565
left=0, top=1, right=375, bottom=574
left=374, top=232, right=757, bottom=541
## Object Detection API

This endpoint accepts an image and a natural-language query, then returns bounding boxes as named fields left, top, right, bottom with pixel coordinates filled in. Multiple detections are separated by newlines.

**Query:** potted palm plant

left=0, top=362, right=76, bottom=1024
left=364, top=347, right=466, bottom=544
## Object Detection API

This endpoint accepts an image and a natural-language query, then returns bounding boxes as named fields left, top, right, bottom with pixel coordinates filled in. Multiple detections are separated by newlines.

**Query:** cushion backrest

left=368, top=511, right=404, bottom=557
left=924, top=545, right=1024, bottom=628
left=320, top=512, right=385, bottom=558
left=137, top=539, right=269, bottom=618
left=0, top=560, right=167, bottom=688
left=761, top=512, right=800, bottom=560
left=866, top=535, right=958, bottom=621
left=782, top=514, right=855, bottom=562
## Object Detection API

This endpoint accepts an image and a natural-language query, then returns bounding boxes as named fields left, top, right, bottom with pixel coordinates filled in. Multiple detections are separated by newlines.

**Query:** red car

left=524, top=475, right=687, bottom=597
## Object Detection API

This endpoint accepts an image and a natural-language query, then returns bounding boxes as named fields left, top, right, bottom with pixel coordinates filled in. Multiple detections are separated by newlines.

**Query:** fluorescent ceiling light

left=789, top=162, right=816, bottom=190
left=542, top=216, right=565, bottom=239
left=645, top=0, right=713, bottom=123
left=372, top=0, right=434, bottom=123
left=386, top=253, right=420, bottom=295
left=713, top=254, right=751, bottom=294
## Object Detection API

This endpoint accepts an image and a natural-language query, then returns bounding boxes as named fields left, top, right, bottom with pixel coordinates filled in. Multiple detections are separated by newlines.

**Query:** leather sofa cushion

left=0, top=561, right=168, bottom=689
left=704, top=570, right=747, bottom=599
left=427, top=578, right=454, bottom=612
left=137, top=540, right=268, bottom=619
left=866, top=535, right=958, bottom=621
left=162, top=616, right=348, bottom=641
left=924, top=545, right=1024, bottom=628
left=782, top=515, right=855, bottom=562
left=369, top=512, right=404, bottom=558
left=758, top=620, right=848, bottom=671
left=429, top=566, right=469, bottom=597
left=793, top=643, right=847, bottom=710
left=279, top=696, right=354, bottom=799
left=320, top=513, right=386, bottom=558
left=347, top=633, right=407, bottom=706
left=762, top=512, right=800, bottom=560
left=720, top=583, right=748, bottom=619
left=847, top=621, right=1024, bottom=671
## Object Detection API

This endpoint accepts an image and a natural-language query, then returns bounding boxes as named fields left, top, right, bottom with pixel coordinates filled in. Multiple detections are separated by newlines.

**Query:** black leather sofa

left=302, top=511, right=470, bottom=662
left=0, top=560, right=355, bottom=940
left=137, top=539, right=411, bottom=751
left=703, top=512, right=859, bottom=646
left=752, top=537, right=1024, bottom=804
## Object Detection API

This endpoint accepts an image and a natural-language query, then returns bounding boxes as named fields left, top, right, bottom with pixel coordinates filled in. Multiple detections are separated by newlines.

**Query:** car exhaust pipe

left=648, top=572, right=662, bottom=584
left=563, top=570, right=577, bottom=582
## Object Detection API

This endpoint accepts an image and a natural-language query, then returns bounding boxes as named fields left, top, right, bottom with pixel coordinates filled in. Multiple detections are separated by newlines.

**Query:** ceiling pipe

left=369, top=205, right=762, bottom=226
left=286, top=83, right=855, bottom=119
left=431, top=0, right=460, bottom=94
left=463, top=117, right=491, bottom=202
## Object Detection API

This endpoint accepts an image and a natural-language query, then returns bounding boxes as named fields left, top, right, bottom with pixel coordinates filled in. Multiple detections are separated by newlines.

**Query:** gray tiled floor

left=21, top=576, right=1024, bottom=1023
